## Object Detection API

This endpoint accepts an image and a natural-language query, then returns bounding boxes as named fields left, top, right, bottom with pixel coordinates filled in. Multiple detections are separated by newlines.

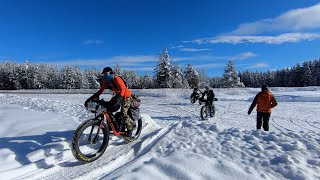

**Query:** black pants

left=257, top=112, right=271, bottom=131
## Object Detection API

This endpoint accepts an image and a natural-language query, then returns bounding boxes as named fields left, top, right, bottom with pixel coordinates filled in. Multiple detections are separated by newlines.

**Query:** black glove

left=248, top=110, right=252, bottom=115
left=84, top=93, right=99, bottom=107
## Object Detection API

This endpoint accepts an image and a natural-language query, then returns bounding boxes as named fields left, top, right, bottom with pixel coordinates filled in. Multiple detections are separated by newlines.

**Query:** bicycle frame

left=95, top=111, right=126, bottom=137
left=105, top=112, right=126, bottom=136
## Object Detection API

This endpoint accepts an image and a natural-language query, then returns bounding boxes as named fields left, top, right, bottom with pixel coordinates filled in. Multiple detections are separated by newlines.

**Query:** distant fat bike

left=190, top=90, right=203, bottom=104
left=71, top=97, right=142, bottom=163
left=200, top=98, right=218, bottom=120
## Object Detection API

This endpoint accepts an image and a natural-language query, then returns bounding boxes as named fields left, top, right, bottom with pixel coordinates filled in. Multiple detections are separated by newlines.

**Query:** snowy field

left=0, top=87, right=319, bottom=180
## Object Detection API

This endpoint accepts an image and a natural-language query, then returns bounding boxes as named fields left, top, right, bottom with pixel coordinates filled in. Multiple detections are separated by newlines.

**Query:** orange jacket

left=249, top=90, right=277, bottom=113
left=97, top=76, right=131, bottom=98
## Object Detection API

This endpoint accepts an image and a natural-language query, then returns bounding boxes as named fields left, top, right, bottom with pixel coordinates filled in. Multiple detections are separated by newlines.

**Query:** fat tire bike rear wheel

left=123, top=118, right=143, bottom=142
left=71, top=119, right=110, bottom=163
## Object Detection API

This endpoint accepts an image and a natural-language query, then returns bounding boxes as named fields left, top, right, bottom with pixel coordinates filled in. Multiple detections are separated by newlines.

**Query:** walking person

left=248, top=85, right=278, bottom=131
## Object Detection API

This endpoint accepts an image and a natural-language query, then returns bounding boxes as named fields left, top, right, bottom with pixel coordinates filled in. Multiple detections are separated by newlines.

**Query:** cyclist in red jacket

left=85, top=67, right=135, bottom=132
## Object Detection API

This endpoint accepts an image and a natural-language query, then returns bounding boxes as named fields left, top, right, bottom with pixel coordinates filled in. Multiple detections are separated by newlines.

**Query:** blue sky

left=1, top=0, right=320, bottom=76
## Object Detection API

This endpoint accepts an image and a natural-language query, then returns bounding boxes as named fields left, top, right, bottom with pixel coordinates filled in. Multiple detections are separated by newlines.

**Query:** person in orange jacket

left=85, top=67, right=134, bottom=132
left=248, top=85, right=278, bottom=131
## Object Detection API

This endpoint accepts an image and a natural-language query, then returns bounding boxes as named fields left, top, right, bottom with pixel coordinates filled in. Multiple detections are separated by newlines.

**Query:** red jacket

left=249, top=90, right=277, bottom=113
left=97, top=76, right=131, bottom=98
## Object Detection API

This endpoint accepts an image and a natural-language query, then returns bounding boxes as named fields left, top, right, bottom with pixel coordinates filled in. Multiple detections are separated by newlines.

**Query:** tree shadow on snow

left=0, top=130, right=76, bottom=169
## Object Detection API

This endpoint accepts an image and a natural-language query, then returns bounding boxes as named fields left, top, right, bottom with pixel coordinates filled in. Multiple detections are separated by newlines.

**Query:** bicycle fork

left=88, top=117, right=104, bottom=144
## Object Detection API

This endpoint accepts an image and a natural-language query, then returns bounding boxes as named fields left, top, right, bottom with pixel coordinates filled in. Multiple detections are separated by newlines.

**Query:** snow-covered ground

left=0, top=87, right=319, bottom=180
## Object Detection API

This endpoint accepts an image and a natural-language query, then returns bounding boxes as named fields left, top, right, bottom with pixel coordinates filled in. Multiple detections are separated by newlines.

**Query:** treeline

left=1, top=51, right=319, bottom=90
left=0, top=49, right=242, bottom=90
left=239, top=59, right=320, bottom=87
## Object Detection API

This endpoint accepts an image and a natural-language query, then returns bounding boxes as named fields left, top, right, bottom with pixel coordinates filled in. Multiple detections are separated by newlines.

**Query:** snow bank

left=108, top=120, right=320, bottom=180
left=0, top=94, right=91, bottom=122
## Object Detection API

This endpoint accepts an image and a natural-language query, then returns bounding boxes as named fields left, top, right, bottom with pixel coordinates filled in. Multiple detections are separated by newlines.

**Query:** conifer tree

left=222, top=60, right=244, bottom=88
left=184, top=64, right=200, bottom=88
left=154, top=49, right=173, bottom=88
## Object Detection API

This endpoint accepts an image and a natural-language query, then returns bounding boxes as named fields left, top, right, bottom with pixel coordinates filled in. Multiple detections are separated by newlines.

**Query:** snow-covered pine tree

left=18, top=61, right=29, bottom=89
left=114, top=64, right=122, bottom=76
left=139, top=73, right=154, bottom=89
left=121, top=69, right=139, bottom=89
left=171, top=65, right=183, bottom=88
left=313, top=60, right=320, bottom=86
left=303, top=61, right=313, bottom=86
left=37, top=63, right=55, bottom=89
left=154, top=49, right=173, bottom=88
left=199, top=67, right=210, bottom=88
left=184, top=64, right=200, bottom=88
left=2, top=62, right=21, bottom=90
left=81, top=71, right=90, bottom=89
left=222, top=60, right=244, bottom=88
left=84, top=69, right=100, bottom=89
left=28, top=63, right=42, bottom=89
left=60, top=66, right=83, bottom=89
left=48, top=65, right=61, bottom=89
left=11, top=66, right=22, bottom=89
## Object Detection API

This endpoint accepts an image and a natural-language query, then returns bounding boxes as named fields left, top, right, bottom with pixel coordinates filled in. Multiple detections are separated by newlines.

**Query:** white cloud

left=83, top=39, right=104, bottom=45
left=179, top=47, right=211, bottom=52
left=193, top=63, right=225, bottom=69
left=191, top=33, right=320, bottom=44
left=187, top=3, right=320, bottom=45
left=247, top=63, right=269, bottom=69
left=122, top=66, right=155, bottom=72
left=173, top=52, right=256, bottom=63
left=233, top=52, right=258, bottom=60
left=230, top=3, right=320, bottom=35
left=171, top=45, right=184, bottom=49
left=47, top=55, right=157, bottom=67
left=173, top=55, right=227, bottom=62
left=171, top=45, right=211, bottom=52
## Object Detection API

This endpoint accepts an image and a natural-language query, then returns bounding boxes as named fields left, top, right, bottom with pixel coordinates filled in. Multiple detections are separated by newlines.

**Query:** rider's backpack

left=129, top=108, right=140, bottom=121
left=130, top=93, right=141, bottom=109
left=128, top=94, right=141, bottom=121
left=110, top=75, right=128, bottom=89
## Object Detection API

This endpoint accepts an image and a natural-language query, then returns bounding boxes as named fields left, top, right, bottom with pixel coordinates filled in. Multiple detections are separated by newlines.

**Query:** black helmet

left=261, top=85, right=269, bottom=91
left=102, top=67, right=113, bottom=74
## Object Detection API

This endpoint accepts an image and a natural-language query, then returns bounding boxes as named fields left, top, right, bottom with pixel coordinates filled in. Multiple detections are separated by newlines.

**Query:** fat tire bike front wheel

left=200, top=105, right=208, bottom=120
left=200, top=104, right=215, bottom=120
left=71, top=119, right=110, bottom=163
